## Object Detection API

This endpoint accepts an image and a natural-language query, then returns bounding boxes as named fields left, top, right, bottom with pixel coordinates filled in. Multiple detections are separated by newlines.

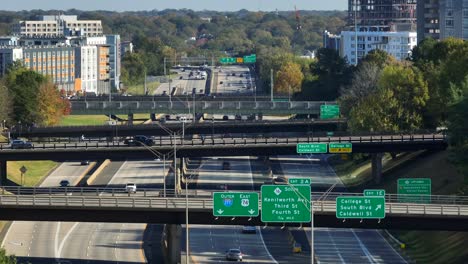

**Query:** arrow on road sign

left=217, top=209, right=224, bottom=214
left=248, top=209, right=255, bottom=215
left=375, top=204, right=382, bottom=211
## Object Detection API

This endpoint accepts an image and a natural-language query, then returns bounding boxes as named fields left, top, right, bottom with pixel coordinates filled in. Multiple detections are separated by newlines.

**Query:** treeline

left=0, top=9, right=347, bottom=86
left=0, top=62, right=70, bottom=128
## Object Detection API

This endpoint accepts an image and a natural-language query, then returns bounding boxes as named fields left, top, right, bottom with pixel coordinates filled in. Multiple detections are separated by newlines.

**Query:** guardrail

left=1, top=187, right=466, bottom=205
left=0, top=134, right=447, bottom=151
left=0, top=195, right=466, bottom=218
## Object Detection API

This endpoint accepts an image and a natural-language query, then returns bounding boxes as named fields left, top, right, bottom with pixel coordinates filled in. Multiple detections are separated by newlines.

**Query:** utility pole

left=354, top=0, right=358, bottom=66
left=144, top=69, right=147, bottom=95
left=270, top=69, right=274, bottom=101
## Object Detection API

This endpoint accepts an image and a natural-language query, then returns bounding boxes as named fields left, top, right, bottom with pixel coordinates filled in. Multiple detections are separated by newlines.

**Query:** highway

left=153, top=68, right=207, bottom=96
left=56, top=160, right=167, bottom=263
left=188, top=157, right=277, bottom=263
left=274, top=155, right=407, bottom=263
left=1, top=162, right=92, bottom=261
left=2, top=160, right=167, bottom=263
left=214, top=65, right=254, bottom=95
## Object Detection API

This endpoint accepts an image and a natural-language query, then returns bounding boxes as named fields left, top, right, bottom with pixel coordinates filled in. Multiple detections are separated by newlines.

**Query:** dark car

left=10, top=139, right=34, bottom=149
left=59, top=180, right=70, bottom=187
left=124, top=135, right=154, bottom=146
left=222, top=161, right=230, bottom=170
left=179, top=76, right=183, bottom=80
left=80, top=160, right=90, bottom=165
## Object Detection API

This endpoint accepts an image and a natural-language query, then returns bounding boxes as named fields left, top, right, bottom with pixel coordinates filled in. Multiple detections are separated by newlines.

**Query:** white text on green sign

left=364, top=189, right=385, bottom=197
left=213, top=192, right=259, bottom=217
left=336, top=196, right=385, bottom=219
left=261, top=185, right=311, bottom=223
left=329, top=143, right=353, bottom=153
left=320, top=105, right=340, bottom=119
left=288, top=178, right=311, bottom=185
left=397, top=178, right=431, bottom=203
left=296, top=143, right=327, bottom=154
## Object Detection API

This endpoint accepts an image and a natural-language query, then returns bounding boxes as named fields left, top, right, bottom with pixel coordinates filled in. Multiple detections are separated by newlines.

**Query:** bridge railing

left=1, top=187, right=467, bottom=205
left=0, top=134, right=447, bottom=151
left=0, top=195, right=467, bottom=217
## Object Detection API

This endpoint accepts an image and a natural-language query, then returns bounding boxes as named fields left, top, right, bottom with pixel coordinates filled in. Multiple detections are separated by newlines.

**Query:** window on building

left=464, top=9, right=468, bottom=18
left=447, top=9, right=453, bottom=17
left=446, top=20, right=454, bottom=27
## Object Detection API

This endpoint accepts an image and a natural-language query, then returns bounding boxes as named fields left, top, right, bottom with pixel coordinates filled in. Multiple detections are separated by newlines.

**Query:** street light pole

left=163, top=154, right=166, bottom=197
left=185, top=175, right=190, bottom=264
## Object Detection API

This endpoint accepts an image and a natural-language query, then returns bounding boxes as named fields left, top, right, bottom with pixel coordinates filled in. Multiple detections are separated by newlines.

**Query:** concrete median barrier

left=86, top=159, right=111, bottom=185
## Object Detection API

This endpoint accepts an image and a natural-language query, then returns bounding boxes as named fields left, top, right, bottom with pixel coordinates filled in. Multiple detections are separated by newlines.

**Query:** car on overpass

left=242, top=226, right=256, bottom=234
left=10, top=139, right=34, bottom=149
left=124, top=135, right=154, bottom=146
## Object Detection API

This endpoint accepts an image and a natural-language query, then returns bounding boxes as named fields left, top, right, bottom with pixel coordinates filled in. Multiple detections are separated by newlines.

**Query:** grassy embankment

left=125, top=80, right=160, bottom=95
left=59, top=113, right=152, bottom=126
left=330, top=151, right=467, bottom=264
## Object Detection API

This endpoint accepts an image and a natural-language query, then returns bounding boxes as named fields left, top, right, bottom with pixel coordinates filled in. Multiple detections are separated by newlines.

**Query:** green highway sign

left=364, top=189, right=385, bottom=197
left=243, top=54, right=257, bottom=63
left=213, top=192, right=259, bottom=217
left=261, top=185, right=311, bottom=223
left=288, top=178, right=311, bottom=185
left=296, top=143, right=327, bottom=154
left=219, top=57, right=236, bottom=64
left=398, top=178, right=431, bottom=203
left=320, top=104, right=340, bottom=119
left=329, top=143, right=352, bottom=153
left=336, top=196, right=386, bottom=219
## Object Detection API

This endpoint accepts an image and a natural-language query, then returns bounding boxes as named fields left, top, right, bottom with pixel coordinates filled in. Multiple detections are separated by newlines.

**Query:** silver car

left=225, top=248, right=243, bottom=261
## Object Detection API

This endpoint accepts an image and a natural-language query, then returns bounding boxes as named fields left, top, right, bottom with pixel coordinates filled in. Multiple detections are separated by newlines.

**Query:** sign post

left=288, top=178, right=311, bottom=185
left=213, top=192, right=259, bottom=217
left=261, top=185, right=311, bottom=223
left=19, top=165, right=27, bottom=185
left=320, top=105, right=340, bottom=119
left=398, top=178, right=431, bottom=203
left=336, top=196, right=385, bottom=219
left=297, top=143, right=327, bottom=154
left=329, top=143, right=352, bottom=153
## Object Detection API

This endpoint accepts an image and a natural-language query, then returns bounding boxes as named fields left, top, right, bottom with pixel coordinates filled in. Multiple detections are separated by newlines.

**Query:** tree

left=121, top=53, right=146, bottom=86
left=5, top=64, right=45, bottom=124
left=275, top=62, right=304, bottom=96
left=37, top=80, right=70, bottom=126
left=348, top=64, right=429, bottom=132
left=0, top=81, right=12, bottom=128
left=339, top=62, right=381, bottom=116
left=0, top=248, right=17, bottom=264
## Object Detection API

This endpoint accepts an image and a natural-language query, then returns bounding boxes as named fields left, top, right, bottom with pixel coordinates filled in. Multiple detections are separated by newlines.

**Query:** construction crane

left=295, top=5, right=302, bottom=31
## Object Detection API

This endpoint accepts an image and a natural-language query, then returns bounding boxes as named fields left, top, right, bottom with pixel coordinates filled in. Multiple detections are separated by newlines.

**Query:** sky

left=1, top=0, right=347, bottom=12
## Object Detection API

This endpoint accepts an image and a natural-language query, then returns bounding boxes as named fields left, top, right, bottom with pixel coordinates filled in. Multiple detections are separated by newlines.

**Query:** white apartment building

left=75, top=46, right=98, bottom=94
left=13, top=15, right=103, bottom=37
left=340, top=29, right=417, bottom=64
left=0, top=48, right=23, bottom=76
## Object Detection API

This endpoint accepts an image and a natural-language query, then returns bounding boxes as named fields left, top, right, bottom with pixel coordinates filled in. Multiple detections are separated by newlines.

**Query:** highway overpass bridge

left=9, top=119, right=347, bottom=138
left=70, top=100, right=336, bottom=115
left=0, top=134, right=447, bottom=185
left=0, top=189, right=465, bottom=231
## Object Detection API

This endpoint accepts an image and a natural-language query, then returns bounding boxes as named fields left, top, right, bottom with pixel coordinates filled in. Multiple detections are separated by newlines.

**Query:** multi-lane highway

left=154, top=67, right=207, bottom=96
left=2, top=162, right=91, bottom=262
left=213, top=65, right=254, bottom=95
left=188, top=157, right=277, bottom=263
left=274, top=155, right=407, bottom=264
left=2, top=159, right=167, bottom=263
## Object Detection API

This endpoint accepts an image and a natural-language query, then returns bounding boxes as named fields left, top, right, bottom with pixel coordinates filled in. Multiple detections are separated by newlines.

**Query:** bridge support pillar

left=162, top=224, right=182, bottom=264
left=127, top=113, right=134, bottom=125
left=371, top=153, right=384, bottom=184
left=0, top=160, right=6, bottom=185
left=150, top=113, right=157, bottom=121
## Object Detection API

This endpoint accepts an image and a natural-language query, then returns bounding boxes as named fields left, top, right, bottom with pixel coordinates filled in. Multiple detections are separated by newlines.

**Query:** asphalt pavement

left=215, top=65, right=254, bottom=95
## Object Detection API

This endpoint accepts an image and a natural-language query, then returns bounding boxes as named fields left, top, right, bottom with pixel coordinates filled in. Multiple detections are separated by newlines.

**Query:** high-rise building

left=22, top=46, right=76, bottom=91
left=340, top=28, right=417, bottom=64
left=417, top=0, right=440, bottom=41
left=106, top=35, right=121, bottom=90
left=0, top=47, right=23, bottom=76
left=440, top=0, right=468, bottom=40
left=13, top=15, right=103, bottom=37
left=348, top=0, right=417, bottom=27
left=75, top=46, right=98, bottom=94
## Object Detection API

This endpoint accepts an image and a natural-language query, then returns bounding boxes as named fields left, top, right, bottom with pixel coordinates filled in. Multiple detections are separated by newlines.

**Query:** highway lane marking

left=376, top=231, right=408, bottom=263
left=56, top=222, right=79, bottom=260
left=351, top=229, right=378, bottom=264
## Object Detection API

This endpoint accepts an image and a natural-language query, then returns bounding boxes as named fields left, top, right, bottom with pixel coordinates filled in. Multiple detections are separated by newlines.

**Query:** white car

left=126, top=183, right=137, bottom=193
